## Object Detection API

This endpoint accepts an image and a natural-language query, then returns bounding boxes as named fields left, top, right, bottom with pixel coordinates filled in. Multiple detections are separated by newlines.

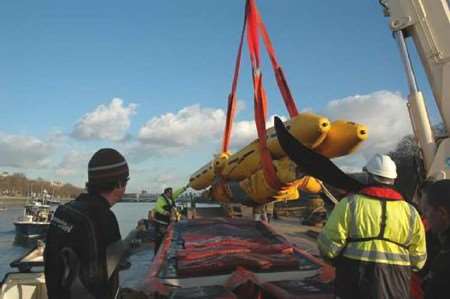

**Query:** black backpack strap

left=60, top=247, right=79, bottom=289
left=56, top=245, right=98, bottom=299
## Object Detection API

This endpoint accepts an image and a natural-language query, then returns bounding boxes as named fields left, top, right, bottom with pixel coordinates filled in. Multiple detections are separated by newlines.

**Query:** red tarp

left=144, top=219, right=335, bottom=298
left=176, top=221, right=297, bottom=277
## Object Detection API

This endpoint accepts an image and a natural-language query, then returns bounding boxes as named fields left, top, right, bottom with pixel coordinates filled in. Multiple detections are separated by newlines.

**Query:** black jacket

left=334, top=256, right=411, bottom=299
left=424, top=228, right=450, bottom=299
left=44, top=193, right=121, bottom=299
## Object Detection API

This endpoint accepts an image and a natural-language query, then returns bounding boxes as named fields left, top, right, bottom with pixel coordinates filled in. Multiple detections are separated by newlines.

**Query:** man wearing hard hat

left=317, top=154, right=427, bottom=299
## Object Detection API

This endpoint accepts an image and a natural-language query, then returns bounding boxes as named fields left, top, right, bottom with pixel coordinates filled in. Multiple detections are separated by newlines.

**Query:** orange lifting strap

left=221, top=0, right=299, bottom=190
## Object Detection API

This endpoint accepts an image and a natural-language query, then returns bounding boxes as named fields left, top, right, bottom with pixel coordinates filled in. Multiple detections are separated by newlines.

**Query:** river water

left=0, top=202, right=154, bottom=285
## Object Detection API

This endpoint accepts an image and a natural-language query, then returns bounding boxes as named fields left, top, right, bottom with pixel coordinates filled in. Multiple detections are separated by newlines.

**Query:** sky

left=0, top=0, right=443, bottom=193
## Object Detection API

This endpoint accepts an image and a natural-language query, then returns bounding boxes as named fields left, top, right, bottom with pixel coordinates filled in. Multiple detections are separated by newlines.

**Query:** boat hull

left=14, top=222, right=49, bottom=239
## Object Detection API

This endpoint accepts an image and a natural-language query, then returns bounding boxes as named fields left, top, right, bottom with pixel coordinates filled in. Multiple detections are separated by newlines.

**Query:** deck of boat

left=120, top=209, right=325, bottom=292
left=270, top=217, right=322, bottom=256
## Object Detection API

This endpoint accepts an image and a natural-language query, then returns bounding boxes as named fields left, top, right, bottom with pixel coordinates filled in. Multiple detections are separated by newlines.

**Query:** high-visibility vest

left=318, top=186, right=427, bottom=270
left=153, top=194, right=175, bottom=225
left=153, top=186, right=187, bottom=225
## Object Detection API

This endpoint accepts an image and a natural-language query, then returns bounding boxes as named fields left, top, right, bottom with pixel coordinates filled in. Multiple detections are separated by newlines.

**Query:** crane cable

left=221, top=0, right=299, bottom=190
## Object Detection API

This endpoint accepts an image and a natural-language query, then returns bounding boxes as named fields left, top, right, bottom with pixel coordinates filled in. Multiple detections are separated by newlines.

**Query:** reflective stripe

left=348, top=195, right=359, bottom=237
left=404, top=203, right=417, bottom=247
left=318, top=232, right=344, bottom=257
left=410, top=253, right=427, bottom=265
left=88, top=160, right=127, bottom=171
left=343, top=245, right=410, bottom=264
left=154, top=218, right=169, bottom=225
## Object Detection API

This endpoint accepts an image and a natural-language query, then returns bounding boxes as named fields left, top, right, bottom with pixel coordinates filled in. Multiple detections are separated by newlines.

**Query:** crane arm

left=384, top=0, right=450, bottom=133
left=383, top=0, right=450, bottom=180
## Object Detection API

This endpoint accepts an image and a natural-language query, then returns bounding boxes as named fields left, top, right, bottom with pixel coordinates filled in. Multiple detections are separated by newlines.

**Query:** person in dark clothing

left=44, top=148, right=129, bottom=299
left=421, top=179, right=450, bottom=299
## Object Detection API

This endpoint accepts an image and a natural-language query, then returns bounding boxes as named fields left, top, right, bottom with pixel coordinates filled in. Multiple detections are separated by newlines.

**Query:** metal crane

left=382, top=0, right=450, bottom=181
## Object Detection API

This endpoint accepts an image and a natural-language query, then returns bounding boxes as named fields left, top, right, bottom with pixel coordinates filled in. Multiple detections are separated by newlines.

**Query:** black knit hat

left=88, top=148, right=129, bottom=185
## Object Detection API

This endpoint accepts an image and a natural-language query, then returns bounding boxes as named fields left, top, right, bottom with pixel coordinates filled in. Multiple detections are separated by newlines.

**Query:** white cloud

left=0, top=132, right=54, bottom=168
left=230, top=115, right=288, bottom=149
left=0, top=91, right=412, bottom=190
left=71, top=98, right=137, bottom=142
left=236, top=100, right=247, bottom=113
left=134, top=103, right=282, bottom=161
left=55, top=151, right=91, bottom=177
left=121, top=166, right=184, bottom=193
left=322, top=90, right=412, bottom=170
left=133, top=91, right=410, bottom=169
left=138, top=104, right=225, bottom=149
left=144, top=172, right=179, bottom=192
left=230, top=120, right=257, bottom=149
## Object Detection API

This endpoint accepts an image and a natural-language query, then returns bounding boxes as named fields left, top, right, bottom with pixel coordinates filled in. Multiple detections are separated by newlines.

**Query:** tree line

left=0, top=173, right=82, bottom=199
left=389, top=123, right=447, bottom=201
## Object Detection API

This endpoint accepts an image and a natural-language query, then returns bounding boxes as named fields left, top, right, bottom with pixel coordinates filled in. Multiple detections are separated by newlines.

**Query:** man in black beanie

left=45, top=148, right=129, bottom=299
left=422, top=180, right=450, bottom=299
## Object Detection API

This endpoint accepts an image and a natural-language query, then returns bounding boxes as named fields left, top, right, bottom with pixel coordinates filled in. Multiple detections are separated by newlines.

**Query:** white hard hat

left=364, top=154, right=397, bottom=179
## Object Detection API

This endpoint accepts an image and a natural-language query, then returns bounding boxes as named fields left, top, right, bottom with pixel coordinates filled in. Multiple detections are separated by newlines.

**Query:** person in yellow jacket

left=317, top=154, right=426, bottom=299
left=152, top=185, right=188, bottom=254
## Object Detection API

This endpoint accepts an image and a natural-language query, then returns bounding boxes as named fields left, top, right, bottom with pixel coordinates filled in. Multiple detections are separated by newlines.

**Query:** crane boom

left=383, top=0, right=450, bottom=180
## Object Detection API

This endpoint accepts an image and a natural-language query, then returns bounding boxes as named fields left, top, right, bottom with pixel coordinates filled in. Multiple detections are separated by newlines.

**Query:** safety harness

left=346, top=186, right=410, bottom=250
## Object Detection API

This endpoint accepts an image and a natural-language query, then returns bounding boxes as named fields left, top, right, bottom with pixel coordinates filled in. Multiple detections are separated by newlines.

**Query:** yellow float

left=189, top=113, right=368, bottom=205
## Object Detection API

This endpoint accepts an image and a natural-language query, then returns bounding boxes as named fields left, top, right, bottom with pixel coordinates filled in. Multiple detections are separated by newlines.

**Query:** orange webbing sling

left=221, top=1, right=247, bottom=154
left=222, top=0, right=299, bottom=190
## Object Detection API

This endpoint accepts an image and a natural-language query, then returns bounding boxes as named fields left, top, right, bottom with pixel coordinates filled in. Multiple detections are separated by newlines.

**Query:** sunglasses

left=119, top=177, right=130, bottom=188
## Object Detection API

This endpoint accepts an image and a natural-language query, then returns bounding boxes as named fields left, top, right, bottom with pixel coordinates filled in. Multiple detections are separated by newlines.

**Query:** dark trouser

left=335, top=257, right=411, bottom=299
left=154, top=222, right=168, bottom=256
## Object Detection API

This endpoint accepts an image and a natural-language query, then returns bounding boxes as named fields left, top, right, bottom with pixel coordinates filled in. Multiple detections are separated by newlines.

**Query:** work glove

left=170, top=208, right=182, bottom=222
left=175, top=209, right=182, bottom=221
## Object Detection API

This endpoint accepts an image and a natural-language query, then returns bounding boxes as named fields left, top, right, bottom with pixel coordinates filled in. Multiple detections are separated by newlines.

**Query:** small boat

left=32, top=192, right=61, bottom=206
left=14, top=201, right=52, bottom=240
left=45, top=198, right=61, bottom=206
left=0, top=241, right=46, bottom=299
left=0, top=238, right=138, bottom=299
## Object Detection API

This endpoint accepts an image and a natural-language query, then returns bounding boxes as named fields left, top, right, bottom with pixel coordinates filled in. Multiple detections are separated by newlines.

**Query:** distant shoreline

left=0, top=196, right=72, bottom=205
left=0, top=197, right=29, bottom=204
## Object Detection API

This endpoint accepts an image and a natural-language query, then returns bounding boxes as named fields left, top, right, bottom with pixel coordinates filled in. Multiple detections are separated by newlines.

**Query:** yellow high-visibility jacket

left=153, top=186, right=187, bottom=225
left=318, top=186, right=426, bottom=270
